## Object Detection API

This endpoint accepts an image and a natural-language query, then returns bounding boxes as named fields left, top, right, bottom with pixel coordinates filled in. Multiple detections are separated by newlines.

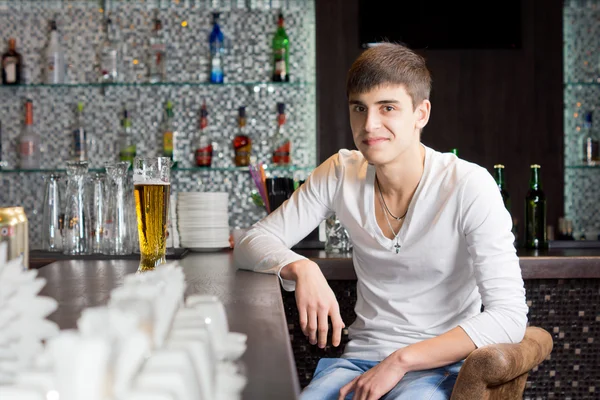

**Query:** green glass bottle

left=525, top=164, right=547, bottom=249
left=272, top=13, right=290, bottom=82
left=118, top=109, right=136, bottom=165
left=450, top=148, right=458, bottom=156
left=162, top=100, right=177, bottom=168
left=493, top=164, right=510, bottom=212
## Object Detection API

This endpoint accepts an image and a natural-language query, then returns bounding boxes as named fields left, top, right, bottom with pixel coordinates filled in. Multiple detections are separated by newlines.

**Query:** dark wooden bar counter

left=34, top=248, right=600, bottom=399
left=36, top=253, right=301, bottom=400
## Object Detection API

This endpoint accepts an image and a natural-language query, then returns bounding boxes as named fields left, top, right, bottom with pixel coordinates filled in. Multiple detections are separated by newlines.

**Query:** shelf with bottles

left=1, top=5, right=298, bottom=89
left=2, top=93, right=313, bottom=178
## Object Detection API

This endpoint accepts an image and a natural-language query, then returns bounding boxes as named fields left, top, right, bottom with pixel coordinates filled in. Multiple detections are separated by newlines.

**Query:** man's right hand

left=281, top=260, right=345, bottom=348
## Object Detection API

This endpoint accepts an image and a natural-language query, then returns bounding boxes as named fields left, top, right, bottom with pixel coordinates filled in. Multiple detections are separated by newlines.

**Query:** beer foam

left=133, top=178, right=171, bottom=185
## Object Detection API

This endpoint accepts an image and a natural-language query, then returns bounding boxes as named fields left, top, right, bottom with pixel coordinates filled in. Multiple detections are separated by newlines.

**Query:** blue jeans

left=300, top=358, right=463, bottom=400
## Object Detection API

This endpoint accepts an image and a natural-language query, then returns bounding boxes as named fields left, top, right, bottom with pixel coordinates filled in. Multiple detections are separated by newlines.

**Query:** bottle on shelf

left=493, top=164, right=510, bottom=212
left=233, top=106, right=251, bottom=167
left=99, top=17, right=120, bottom=83
left=71, top=102, right=87, bottom=162
left=148, top=14, right=166, bottom=83
left=162, top=100, right=178, bottom=168
left=494, top=163, right=518, bottom=245
left=209, top=12, right=224, bottom=84
left=581, top=111, right=599, bottom=166
left=195, top=101, right=213, bottom=167
left=118, top=108, right=136, bottom=165
left=44, top=20, right=66, bottom=84
left=1, top=38, right=22, bottom=85
left=270, top=102, right=291, bottom=166
left=272, top=13, right=290, bottom=82
left=525, top=164, right=548, bottom=249
left=18, top=99, right=41, bottom=170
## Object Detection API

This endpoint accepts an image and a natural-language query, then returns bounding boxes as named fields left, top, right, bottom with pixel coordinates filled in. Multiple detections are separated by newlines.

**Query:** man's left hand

left=337, top=353, right=408, bottom=400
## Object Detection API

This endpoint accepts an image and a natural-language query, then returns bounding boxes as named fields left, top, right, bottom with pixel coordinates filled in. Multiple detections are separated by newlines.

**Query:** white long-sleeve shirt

left=234, top=145, right=528, bottom=361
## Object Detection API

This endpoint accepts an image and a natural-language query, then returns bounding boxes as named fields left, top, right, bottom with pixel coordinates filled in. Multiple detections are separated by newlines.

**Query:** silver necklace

left=376, top=183, right=403, bottom=253
left=376, top=177, right=408, bottom=221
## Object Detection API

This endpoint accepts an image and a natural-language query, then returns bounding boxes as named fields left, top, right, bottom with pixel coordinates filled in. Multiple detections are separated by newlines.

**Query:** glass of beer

left=133, top=157, right=172, bottom=272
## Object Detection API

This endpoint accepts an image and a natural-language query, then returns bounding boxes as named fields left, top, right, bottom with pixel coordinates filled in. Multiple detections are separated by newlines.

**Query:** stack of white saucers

left=177, top=192, right=231, bottom=252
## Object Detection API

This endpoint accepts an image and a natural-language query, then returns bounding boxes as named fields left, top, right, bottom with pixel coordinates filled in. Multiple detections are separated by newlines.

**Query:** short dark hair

left=346, top=43, right=432, bottom=110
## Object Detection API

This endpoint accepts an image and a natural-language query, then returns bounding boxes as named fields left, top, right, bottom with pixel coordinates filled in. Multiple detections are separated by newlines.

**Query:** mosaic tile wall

left=563, top=0, right=600, bottom=237
left=283, top=278, right=600, bottom=399
left=0, top=0, right=316, bottom=248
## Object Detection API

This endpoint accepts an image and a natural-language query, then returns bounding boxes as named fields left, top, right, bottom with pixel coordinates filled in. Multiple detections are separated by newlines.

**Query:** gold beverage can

left=0, top=207, right=29, bottom=268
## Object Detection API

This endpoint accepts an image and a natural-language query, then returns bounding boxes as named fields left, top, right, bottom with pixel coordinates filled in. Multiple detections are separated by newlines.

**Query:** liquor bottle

left=493, top=164, right=510, bottom=212
left=195, top=101, right=213, bottom=167
left=1, top=38, right=22, bottom=85
left=44, top=20, right=65, bottom=84
left=18, top=100, right=41, bottom=169
left=71, top=102, right=87, bottom=161
left=581, top=111, right=598, bottom=165
left=209, top=12, right=224, bottom=84
left=525, top=164, right=547, bottom=249
left=118, top=109, right=136, bottom=165
left=162, top=100, right=178, bottom=168
left=271, top=102, right=291, bottom=166
left=148, top=15, right=166, bottom=83
left=272, top=13, right=290, bottom=82
left=99, top=17, right=120, bottom=82
left=233, top=106, right=251, bottom=167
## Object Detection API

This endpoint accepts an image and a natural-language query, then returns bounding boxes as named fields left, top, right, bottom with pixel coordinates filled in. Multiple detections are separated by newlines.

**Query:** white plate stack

left=177, top=192, right=231, bottom=252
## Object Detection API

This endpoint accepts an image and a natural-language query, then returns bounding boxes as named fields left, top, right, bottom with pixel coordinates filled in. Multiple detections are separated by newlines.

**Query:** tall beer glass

left=133, top=157, right=171, bottom=271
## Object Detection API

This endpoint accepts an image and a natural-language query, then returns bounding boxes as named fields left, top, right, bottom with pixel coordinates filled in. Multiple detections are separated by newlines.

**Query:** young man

left=234, top=43, right=528, bottom=400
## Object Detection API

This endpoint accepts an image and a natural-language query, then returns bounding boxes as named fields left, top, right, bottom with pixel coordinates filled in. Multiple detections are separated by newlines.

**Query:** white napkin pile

left=0, top=260, right=247, bottom=400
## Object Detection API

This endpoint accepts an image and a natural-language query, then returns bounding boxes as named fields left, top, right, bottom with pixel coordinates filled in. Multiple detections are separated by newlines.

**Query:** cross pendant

left=394, top=242, right=401, bottom=254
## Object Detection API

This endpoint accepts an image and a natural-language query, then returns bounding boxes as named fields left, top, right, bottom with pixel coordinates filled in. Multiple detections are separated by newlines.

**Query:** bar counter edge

left=301, top=249, right=600, bottom=280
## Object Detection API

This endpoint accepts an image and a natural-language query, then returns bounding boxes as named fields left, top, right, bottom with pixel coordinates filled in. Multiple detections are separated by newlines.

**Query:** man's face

left=348, top=84, right=430, bottom=166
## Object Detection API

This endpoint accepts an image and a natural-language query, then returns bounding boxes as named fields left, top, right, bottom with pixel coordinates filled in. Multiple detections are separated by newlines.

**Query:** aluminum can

left=0, top=207, right=29, bottom=268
